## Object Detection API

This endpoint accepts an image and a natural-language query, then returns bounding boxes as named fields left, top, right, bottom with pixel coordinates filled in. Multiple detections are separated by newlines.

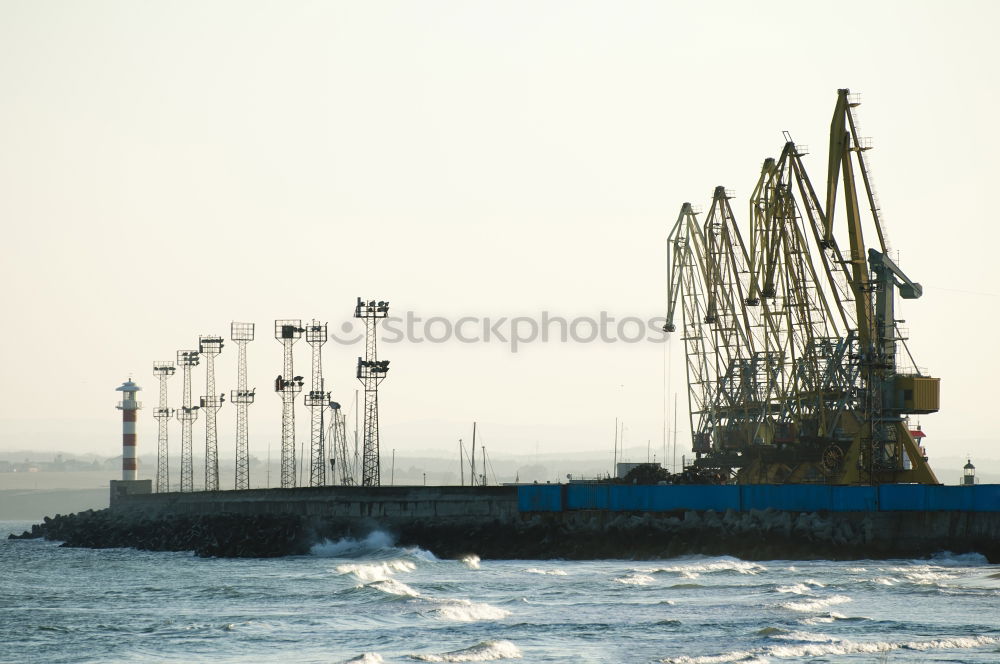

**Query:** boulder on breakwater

left=9, top=506, right=999, bottom=562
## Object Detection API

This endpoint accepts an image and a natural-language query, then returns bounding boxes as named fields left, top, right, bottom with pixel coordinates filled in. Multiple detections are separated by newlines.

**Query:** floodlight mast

left=152, top=362, right=176, bottom=493
left=355, top=298, right=390, bottom=487
left=230, top=322, right=255, bottom=491
left=304, top=321, right=330, bottom=487
left=175, top=350, right=201, bottom=493
left=274, top=320, right=304, bottom=488
left=199, top=336, right=225, bottom=491
left=328, top=401, right=355, bottom=485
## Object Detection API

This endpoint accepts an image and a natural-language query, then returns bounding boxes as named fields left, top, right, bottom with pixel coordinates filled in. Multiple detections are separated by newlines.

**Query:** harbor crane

left=664, top=89, right=940, bottom=485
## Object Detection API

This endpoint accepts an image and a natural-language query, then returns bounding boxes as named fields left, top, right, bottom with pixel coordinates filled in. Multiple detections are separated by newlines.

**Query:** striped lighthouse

left=115, top=379, right=143, bottom=480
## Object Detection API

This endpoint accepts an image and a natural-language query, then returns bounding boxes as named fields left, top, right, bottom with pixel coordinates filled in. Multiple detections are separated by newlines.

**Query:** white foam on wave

left=461, top=555, right=481, bottom=570
left=646, top=559, right=765, bottom=577
left=431, top=599, right=511, bottom=622
left=780, top=594, right=852, bottom=612
left=660, top=651, right=767, bottom=663
left=523, top=568, right=567, bottom=576
left=337, top=560, right=416, bottom=582
left=870, top=576, right=897, bottom=586
left=800, top=611, right=849, bottom=625
left=901, top=570, right=957, bottom=584
left=368, top=578, right=421, bottom=597
left=662, top=634, right=999, bottom=662
left=310, top=530, right=437, bottom=561
left=615, top=573, right=655, bottom=586
left=340, top=654, right=384, bottom=664
left=930, top=551, right=989, bottom=566
left=775, top=583, right=811, bottom=595
left=412, top=639, right=522, bottom=661
left=311, top=531, right=396, bottom=556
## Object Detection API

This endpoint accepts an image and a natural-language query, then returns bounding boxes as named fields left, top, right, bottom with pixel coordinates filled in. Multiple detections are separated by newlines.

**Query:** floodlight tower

left=199, top=336, right=225, bottom=491
left=304, top=321, right=330, bottom=487
left=274, top=320, right=304, bottom=488
left=355, top=298, right=390, bottom=486
left=152, top=362, right=176, bottom=492
left=230, top=322, right=255, bottom=491
left=176, top=350, right=201, bottom=492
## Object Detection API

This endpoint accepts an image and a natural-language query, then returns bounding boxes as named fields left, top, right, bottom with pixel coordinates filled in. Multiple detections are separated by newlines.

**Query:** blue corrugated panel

left=566, top=484, right=610, bottom=510
left=741, top=484, right=834, bottom=512
left=609, top=486, right=652, bottom=511
left=971, top=485, right=1000, bottom=512
left=517, top=485, right=563, bottom=512
left=878, top=484, right=928, bottom=511
left=927, top=486, right=973, bottom=511
left=604, top=485, right=740, bottom=512
left=830, top=486, right=877, bottom=511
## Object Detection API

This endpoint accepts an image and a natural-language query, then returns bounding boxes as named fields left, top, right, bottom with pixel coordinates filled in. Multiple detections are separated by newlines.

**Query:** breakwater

left=10, top=484, right=1000, bottom=562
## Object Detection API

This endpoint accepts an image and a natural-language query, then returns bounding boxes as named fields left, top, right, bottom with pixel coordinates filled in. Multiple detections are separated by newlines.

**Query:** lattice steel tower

left=230, top=322, right=255, bottom=491
left=274, top=320, right=304, bottom=488
left=328, top=401, right=355, bottom=485
left=199, top=336, right=225, bottom=491
left=175, top=349, right=201, bottom=493
left=304, top=321, right=330, bottom=487
left=152, top=362, right=176, bottom=492
left=355, top=299, right=390, bottom=486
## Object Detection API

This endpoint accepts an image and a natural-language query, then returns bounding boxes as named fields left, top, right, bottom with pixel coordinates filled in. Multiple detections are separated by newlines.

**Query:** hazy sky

left=1, top=1, right=998, bottom=478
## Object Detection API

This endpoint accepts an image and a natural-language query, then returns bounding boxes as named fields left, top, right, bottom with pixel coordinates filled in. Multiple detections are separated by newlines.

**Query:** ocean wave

left=614, top=573, right=655, bottom=586
left=660, top=651, right=766, bottom=663
left=775, top=583, right=811, bottom=595
left=929, top=551, right=989, bottom=566
left=900, top=570, right=957, bottom=584
left=411, top=639, right=522, bottom=661
left=337, top=560, right=417, bottom=582
left=523, top=568, right=567, bottom=576
left=869, top=576, right=897, bottom=586
left=368, top=578, right=422, bottom=597
left=755, top=626, right=787, bottom=636
left=430, top=599, right=511, bottom=622
left=341, top=653, right=384, bottom=664
left=461, top=555, right=481, bottom=570
left=798, top=611, right=866, bottom=625
left=312, top=531, right=397, bottom=556
left=662, top=634, right=999, bottom=662
left=645, top=558, right=765, bottom=577
left=779, top=594, right=852, bottom=612
left=311, top=531, right=437, bottom=561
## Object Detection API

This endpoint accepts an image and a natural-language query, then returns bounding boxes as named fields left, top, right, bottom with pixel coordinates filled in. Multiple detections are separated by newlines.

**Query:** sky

left=1, top=0, right=998, bottom=482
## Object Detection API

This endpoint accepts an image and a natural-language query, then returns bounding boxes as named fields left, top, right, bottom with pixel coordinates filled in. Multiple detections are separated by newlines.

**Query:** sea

left=2, top=520, right=999, bottom=663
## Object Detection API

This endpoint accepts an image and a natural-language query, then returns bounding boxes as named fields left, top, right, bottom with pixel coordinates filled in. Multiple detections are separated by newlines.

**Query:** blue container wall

left=517, top=484, right=562, bottom=512
left=519, top=484, right=1000, bottom=513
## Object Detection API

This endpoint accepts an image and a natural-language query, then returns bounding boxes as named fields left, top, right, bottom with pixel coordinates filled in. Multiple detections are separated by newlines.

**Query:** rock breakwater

left=9, top=506, right=1000, bottom=562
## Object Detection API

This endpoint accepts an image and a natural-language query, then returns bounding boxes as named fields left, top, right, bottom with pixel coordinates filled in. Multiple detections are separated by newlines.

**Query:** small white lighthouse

left=115, top=379, right=142, bottom=480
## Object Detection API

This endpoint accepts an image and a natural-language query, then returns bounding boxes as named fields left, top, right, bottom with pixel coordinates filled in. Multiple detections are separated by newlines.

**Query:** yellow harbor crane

left=664, top=89, right=940, bottom=485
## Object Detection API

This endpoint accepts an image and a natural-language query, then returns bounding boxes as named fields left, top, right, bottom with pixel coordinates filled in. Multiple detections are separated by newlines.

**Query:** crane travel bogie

left=665, top=89, right=940, bottom=486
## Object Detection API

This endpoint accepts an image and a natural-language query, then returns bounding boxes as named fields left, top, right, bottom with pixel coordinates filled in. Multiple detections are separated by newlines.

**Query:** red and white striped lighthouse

left=115, top=379, right=143, bottom=481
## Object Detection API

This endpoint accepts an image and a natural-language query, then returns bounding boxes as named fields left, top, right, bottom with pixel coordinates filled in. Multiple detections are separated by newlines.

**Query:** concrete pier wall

left=112, top=485, right=519, bottom=520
